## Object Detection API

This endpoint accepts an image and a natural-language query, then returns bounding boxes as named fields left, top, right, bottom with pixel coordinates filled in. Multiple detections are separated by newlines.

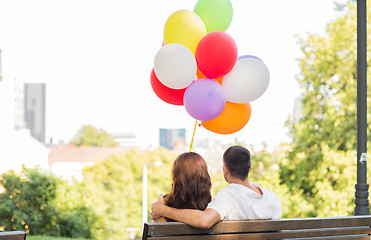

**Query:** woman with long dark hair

left=155, top=152, right=212, bottom=222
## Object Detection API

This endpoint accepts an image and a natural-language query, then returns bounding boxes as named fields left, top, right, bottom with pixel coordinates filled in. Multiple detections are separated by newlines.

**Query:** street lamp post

left=142, top=164, right=148, bottom=227
left=354, top=0, right=369, bottom=215
left=142, top=161, right=163, bottom=227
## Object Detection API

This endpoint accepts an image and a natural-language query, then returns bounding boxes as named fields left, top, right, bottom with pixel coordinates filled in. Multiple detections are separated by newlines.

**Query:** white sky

left=0, top=0, right=344, bottom=149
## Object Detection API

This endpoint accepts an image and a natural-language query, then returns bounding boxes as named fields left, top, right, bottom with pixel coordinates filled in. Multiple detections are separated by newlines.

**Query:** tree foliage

left=0, top=168, right=59, bottom=235
left=81, top=148, right=175, bottom=240
left=283, top=2, right=371, bottom=197
left=252, top=143, right=371, bottom=218
left=0, top=168, right=97, bottom=238
left=310, top=145, right=358, bottom=217
left=54, top=180, right=98, bottom=238
left=70, top=125, right=118, bottom=147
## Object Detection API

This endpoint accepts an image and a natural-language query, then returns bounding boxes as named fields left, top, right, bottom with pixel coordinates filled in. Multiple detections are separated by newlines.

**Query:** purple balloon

left=184, top=79, right=226, bottom=121
left=237, top=55, right=263, bottom=62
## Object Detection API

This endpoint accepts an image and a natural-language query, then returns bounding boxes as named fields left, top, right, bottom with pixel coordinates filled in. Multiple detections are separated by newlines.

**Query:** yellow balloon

left=164, top=10, right=207, bottom=54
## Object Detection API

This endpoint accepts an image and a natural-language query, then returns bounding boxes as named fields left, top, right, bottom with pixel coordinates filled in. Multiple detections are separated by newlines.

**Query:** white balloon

left=223, top=58, right=270, bottom=103
left=154, top=43, right=197, bottom=89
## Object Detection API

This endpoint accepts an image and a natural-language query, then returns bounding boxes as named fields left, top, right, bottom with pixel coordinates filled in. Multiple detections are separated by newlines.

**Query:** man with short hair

left=151, top=145, right=282, bottom=229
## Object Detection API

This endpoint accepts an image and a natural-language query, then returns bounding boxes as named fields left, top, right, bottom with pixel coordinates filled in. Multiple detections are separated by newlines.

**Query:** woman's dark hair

left=165, top=152, right=212, bottom=213
left=223, top=145, right=251, bottom=181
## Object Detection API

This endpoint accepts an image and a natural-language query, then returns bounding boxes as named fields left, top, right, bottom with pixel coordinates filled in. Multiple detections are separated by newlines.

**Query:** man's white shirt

left=207, top=183, right=283, bottom=220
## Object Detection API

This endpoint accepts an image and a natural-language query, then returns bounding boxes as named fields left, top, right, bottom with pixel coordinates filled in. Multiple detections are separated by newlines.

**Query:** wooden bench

left=0, top=231, right=26, bottom=240
left=142, top=215, right=371, bottom=239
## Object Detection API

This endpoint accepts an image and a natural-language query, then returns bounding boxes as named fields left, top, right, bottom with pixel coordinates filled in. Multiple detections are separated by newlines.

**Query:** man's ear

left=223, top=165, right=229, bottom=174
left=223, top=164, right=229, bottom=182
left=249, top=166, right=252, bottom=172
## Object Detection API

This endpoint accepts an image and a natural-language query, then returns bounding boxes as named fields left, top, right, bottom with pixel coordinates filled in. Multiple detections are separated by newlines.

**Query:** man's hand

left=151, top=193, right=165, bottom=220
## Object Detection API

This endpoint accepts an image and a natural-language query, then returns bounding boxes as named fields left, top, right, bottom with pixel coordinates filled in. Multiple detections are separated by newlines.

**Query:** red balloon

left=150, top=68, right=186, bottom=105
left=196, top=31, right=238, bottom=79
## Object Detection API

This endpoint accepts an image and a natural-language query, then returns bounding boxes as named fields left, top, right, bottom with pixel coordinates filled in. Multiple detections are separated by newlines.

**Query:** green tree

left=71, top=125, right=118, bottom=147
left=81, top=148, right=175, bottom=240
left=283, top=2, right=371, bottom=197
left=0, top=168, right=97, bottom=238
left=0, top=168, right=59, bottom=235
left=55, top=179, right=98, bottom=238
left=250, top=148, right=316, bottom=218
left=309, top=145, right=357, bottom=217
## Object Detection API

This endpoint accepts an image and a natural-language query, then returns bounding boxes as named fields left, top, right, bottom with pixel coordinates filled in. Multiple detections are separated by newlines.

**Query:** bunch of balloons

left=150, top=0, right=270, bottom=135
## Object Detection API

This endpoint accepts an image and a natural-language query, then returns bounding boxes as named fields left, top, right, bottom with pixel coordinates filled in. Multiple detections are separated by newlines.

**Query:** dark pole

left=354, top=0, right=369, bottom=216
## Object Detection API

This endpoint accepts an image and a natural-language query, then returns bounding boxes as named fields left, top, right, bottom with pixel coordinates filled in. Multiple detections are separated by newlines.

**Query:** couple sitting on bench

left=151, top=145, right=283, bottom=229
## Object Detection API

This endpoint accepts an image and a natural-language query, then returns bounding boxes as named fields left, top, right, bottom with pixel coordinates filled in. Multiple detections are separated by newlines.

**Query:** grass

left=28, top=236, right=88, bottom=240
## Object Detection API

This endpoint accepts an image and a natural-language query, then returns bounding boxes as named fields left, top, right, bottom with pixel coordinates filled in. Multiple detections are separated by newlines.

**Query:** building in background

left=111, top=132, right=138, bottom=148
left=24, top=83, right=46, bottom=142
left=159, top=128, right=186, bottom=150
left=48, top=145, right=131, bottom=181
left=0, top=49, right=49, bottom=174
left=0, top=128, right=50, bottom=175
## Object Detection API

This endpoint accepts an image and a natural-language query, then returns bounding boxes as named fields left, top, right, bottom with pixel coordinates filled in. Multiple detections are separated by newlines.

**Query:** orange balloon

left=196, top=68, right=223, bottom=85
left=202, top=101, right=251, bottom=134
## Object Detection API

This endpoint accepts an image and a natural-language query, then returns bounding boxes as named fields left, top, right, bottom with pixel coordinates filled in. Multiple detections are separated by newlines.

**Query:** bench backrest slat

left=145, top=228, right=371, bottom=240
left=152, top=234, right=371, bottom=240
left=145, top=216, right=371, bottom=237
left=290, top=236, right=371, bottom=240
left=143, top=216, right=371, bottom=240
left=0, top=231, right=26, bottom=240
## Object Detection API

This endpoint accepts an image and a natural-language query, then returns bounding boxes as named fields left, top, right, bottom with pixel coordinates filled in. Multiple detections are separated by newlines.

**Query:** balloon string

left=189, top=120, right=198, bottom=152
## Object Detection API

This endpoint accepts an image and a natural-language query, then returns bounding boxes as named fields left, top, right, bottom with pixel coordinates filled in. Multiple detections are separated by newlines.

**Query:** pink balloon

left=184, top=78, right=226, bottom=121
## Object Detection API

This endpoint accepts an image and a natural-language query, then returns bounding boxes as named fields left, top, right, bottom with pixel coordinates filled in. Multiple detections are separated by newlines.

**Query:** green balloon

left=194, top=0, right=233, bottom=33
